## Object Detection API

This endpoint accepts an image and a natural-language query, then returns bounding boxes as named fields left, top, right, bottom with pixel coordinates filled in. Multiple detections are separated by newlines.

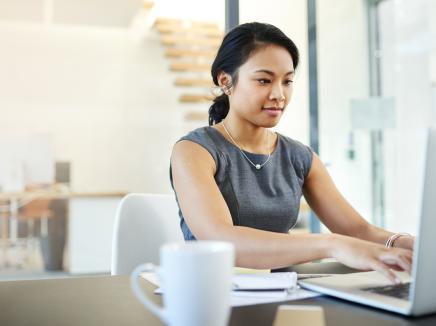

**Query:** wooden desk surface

left=0, top=272, right=435, bottom=326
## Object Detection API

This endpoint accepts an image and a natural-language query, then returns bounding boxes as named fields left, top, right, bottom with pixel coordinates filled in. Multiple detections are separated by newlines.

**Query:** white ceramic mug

left=131, top=241, right=235, bottom=326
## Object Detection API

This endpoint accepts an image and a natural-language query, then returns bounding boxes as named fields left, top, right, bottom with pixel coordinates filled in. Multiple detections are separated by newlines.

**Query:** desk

left=1, top=264, right=435, bottom=326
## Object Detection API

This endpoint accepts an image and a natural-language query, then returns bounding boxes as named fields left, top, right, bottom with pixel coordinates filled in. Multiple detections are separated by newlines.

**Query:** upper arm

left=171, top=140, right=234, bottom=239
left=302, top=153, right=370, bottom=236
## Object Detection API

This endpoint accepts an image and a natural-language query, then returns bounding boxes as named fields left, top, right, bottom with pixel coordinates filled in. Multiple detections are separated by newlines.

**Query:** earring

left=223, top=85, right=231, bottom=95
left=211, top=86, right=224, bottom=97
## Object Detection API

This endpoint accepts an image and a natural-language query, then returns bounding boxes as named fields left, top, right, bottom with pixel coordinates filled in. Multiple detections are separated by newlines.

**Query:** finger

left=398, top=254, right=412, bottom=272
left=370, top=260, right=401, bottom=284
left=397, top=247, right=414, bottom=261
left=388, top=264, right=406, bottom=272
left=392, top=249, right=413, bottom=271
left=383, top=263, right=404, bottom=271
left=380, top=253, right=412, bottom=273
left=403, top=249, right=414, bottom=262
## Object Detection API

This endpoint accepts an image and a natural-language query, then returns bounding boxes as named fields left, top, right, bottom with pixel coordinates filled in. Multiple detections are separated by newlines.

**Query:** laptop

left=299, top=128, right=436, bottom=316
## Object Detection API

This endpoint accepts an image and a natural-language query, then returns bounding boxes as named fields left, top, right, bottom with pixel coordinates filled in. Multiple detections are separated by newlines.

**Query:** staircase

left=155, top=17, right=223, bottom=121
left=140, top=2, right=223, bottom=122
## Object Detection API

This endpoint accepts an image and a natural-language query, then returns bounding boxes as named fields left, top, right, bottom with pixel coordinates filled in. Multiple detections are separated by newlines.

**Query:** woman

left=170, top=22, right=413, bottom=284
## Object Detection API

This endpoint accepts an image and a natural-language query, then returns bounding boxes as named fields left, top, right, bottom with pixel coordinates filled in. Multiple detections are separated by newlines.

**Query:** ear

left=217, top=71, right=232, bottom=89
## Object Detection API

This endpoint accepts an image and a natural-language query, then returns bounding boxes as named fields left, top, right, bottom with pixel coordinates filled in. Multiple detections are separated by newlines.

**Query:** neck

left=221, top=115, right=269, bottom=153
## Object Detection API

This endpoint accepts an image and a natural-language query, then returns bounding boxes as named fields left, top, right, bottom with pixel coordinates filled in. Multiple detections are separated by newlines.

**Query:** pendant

left=255, top=164, right=261, bottom=170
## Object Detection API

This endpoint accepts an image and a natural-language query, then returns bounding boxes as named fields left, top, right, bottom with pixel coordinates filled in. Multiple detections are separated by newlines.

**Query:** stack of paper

left=141, top=272, right=320, bottom=307
left=233, top=272, right=297, bottom=291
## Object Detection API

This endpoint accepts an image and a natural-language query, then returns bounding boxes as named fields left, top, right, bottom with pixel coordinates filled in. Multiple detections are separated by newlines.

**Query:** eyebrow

left=253, top=69, right=295, bottom=76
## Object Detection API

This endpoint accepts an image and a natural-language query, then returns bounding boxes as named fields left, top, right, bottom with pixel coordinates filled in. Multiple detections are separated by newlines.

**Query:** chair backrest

left=111, top=193, right=184, bottom=275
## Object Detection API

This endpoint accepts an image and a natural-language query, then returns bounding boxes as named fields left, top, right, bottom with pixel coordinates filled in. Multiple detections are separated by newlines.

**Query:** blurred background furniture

left=0, top=190, right=126, bottom=273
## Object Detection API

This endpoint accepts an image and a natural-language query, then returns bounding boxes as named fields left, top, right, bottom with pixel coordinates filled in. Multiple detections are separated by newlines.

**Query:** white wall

left=0, top=0, right=224, bottom=195
left=316, top=0, right=373, bottom=223
left=380, top=0, right=436, bottom=233
left=154, top=0, right=225, bottom=29
left=240, top=0, right=374, bottom=226
left=0, top=22, right=190, bottom=194
left=316, top=0, right=436, bottom=234
left=240, top=0, right=309, bottom=144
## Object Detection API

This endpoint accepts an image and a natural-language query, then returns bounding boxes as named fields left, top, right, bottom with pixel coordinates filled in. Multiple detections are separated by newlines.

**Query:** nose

left=269, top=83, right=285, bottom=103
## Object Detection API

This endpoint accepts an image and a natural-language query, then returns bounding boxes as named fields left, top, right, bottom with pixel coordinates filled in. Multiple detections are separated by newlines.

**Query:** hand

left=393, top=235, right=415, bottom=251
left=329, top=234, right=413, bottom=284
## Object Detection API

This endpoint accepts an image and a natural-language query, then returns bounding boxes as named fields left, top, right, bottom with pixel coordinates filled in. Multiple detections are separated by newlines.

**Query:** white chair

left=111, top=193, right=184, bottom=275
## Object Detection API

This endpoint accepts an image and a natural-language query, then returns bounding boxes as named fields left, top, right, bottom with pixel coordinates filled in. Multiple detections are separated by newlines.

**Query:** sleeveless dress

left=169, top=126, right=313, bottom=240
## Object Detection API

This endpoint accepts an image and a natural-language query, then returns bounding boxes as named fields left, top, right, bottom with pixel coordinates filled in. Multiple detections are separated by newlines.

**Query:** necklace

left=222, top=122, right=272, bottom=170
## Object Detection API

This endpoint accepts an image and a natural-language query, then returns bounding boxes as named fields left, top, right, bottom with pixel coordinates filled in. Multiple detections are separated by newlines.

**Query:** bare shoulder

left=171, top=140, right=216, bottom=175
left=306, top=152, right=323, bottom=179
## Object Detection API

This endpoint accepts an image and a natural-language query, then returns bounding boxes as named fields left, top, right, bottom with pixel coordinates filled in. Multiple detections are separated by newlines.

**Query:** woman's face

left=225, top=44, right=295, bottom=128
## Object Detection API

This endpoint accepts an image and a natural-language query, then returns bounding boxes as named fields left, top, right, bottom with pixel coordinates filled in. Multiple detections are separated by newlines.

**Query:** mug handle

left=130, top=263, right=167, bottom=323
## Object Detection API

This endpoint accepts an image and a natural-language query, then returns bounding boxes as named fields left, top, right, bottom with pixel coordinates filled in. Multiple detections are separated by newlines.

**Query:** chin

left=260, top=119, right=280, bottom=128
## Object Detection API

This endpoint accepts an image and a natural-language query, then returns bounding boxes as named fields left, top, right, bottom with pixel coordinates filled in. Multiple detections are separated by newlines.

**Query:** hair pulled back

left=208, top=22, right=299, bottom=126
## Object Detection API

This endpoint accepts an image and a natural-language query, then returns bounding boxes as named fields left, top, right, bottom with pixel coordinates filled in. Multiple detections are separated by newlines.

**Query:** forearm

left=356, top=223, right=394, bottom=245
left=358, top=224, right=414, bottom=250
left=201, top=225, right=333, bottom=269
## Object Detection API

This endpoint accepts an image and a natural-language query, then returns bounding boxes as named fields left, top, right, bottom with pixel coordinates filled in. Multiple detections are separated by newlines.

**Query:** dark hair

left=208, top=22, right=299, bottom=126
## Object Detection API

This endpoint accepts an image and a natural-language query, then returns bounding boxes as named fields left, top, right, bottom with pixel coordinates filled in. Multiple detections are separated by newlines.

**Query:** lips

left=263, top=107, right=283, bottom=111
left=262, top=107, right=284, bottom=117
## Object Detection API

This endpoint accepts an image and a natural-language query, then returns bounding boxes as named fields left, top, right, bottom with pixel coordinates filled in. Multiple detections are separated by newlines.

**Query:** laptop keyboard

left=361, top=282, right=411, bottom=299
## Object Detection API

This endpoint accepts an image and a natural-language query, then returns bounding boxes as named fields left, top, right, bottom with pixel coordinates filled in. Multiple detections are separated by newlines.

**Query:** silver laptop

left=299, top=128, right=436, bottom=316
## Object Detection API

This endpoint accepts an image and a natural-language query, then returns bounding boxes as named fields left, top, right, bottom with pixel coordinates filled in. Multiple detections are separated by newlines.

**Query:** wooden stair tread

left=156, top=25, right=223, bottom=37
left=165, top=48, right=217, bottom=58
left=143, top=1, right=155, bottom=10
left=175, top=78, right=213, bottom=87
left=170, top=62, right=211, bottom=72
left=155, top=18, right=220, bottom=29
left=180, top=94, right=214, bottom=103
left=161, top=35, right=222, bottom=47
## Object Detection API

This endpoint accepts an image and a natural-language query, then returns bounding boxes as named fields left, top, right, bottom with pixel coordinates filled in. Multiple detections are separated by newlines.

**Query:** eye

left=257, top=79, right=271, bottom=85
left=283, top=79, right=294, bottom=86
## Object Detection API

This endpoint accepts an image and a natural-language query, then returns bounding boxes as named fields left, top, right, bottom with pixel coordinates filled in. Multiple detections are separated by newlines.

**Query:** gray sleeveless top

left=169, top=126, right=313, bottom=240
